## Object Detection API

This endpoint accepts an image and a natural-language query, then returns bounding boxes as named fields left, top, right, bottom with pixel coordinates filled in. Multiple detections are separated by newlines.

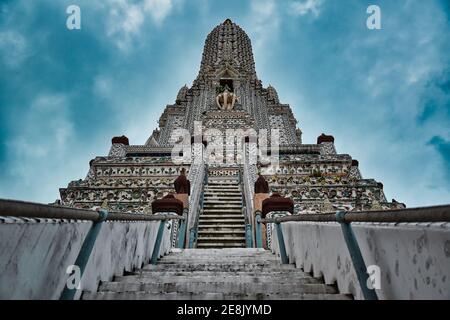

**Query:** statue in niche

left=216, top=84, right=238, bottom=111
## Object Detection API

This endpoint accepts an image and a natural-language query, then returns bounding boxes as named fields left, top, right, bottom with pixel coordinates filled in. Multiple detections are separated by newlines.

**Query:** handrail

left=260, top=204, right=450, bottom=224
left=188, top=165, right=208, bottom=248
left=241, top=156, right=256, bottom=247
left=0, top=199, right=184, bottom=222
left=1, top=198, right=184, bottom=300
left=258, top=204, right=450, bottom=301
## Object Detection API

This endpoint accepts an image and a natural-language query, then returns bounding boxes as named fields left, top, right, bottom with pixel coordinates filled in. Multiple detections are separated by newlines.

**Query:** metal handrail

left=260, top=204, right=450, bottom=224
left=1, top=198, right=184, bottom=300
left=0, top=199, right=185, bottom=222
left=188, top=165, right=208, bottom=248
left=258, top=204, right=450, bottom=301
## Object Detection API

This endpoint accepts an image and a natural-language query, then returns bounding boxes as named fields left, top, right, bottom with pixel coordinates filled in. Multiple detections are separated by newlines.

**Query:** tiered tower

left=59, top=19, right=404, bottom=215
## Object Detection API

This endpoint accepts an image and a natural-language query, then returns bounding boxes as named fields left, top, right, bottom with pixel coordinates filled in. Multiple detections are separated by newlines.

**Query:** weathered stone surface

left=270, top=221, right=450, bottom=300
left=0, top=218, right=172, bottom=299
left=83, top=248, right=351, bottom=300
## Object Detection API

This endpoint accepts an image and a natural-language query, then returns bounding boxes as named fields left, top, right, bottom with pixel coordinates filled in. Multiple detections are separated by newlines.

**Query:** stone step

left=199, top=214, right=244, bottom=219
left=198, top=219, right=245, bottom=224
left=204, top=198, right=242, bottom=201
left=204, top=194, right=242, bottom=198
left=203, top=201, right=242, bottom=205
left=141, top=264, right=298, bottom=273
left=202, top=213, right=243, bottom=218
left=204, top=191, right=240, bottom=194
left=112, top=275, right=319, bottom=284
left=204, top=192, right=242, bottom=196
left=196, top=236, right=246, bottom=242
left=198, top=225, right=245, bottom=230
left=208, top=178, right=239, bottom=186
left=167, top=253, right=275, bottom=259
left=83, top=291, right=351, bottom=300
left=205, top=187, right=240, bottom=190
left=196, top=243, right=246, bottom=248
left=167, top=249, right=277, bottom=259
left=96, top=282, right=335, bottom=295
left=170, top=248, right=267, bottom=253
left=97, top=282, right=336, bottom=295
left=198, top=230, right=245, bottom=235
left=128, top=270, right=308, bottom=277
left=143, top=259, right=295, bottom=268
left=82, top=248, right=348, bottom=300
left=203, top=200, right=242, bottom=209
left=202, top=208, right=243, bottom=213
left=158, top=257, right=280, bottom=264
left=203, top=199, right=242, bottom=203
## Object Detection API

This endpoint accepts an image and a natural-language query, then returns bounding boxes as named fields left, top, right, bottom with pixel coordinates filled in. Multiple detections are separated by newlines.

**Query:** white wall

left=0, top=217, right=172, bottom=299
left=271, top=221, right=450, bottom=300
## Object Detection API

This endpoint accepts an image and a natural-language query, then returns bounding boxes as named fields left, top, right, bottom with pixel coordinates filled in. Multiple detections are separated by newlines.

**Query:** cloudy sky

left=0, top=0, right=449, bottom=207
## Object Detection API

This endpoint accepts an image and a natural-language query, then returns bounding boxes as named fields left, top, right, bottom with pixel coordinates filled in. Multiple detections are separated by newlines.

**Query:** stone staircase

left=196, top=177, right=246, bottom=249
left=83, top=249, right=351, bottom=300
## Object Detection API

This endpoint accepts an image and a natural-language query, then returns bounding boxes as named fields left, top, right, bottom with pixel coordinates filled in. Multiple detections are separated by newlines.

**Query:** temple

left=59, top=19, right=404, bottom=248
left=2, top=19, right=448, bottom=302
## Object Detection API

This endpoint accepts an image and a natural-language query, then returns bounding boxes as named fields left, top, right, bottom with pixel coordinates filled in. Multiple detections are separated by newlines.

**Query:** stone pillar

left=173, top=168, right=191, bottom=248
left=317, top=133, right=336, bottom=155
left=350, top=160, right=362, bottom=180
left=151, top=194, right=184, bottom=248
left=253, top=174, right=270, bottom=249
left=173, top=168, right=190, bottom=209
left=108, top=135, right=129, bottom=157
left=262, top=194, right=294, bottom=250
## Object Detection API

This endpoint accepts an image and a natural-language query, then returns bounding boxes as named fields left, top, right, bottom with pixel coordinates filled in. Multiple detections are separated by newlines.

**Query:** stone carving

left=216, top=88, right=238, bottom=111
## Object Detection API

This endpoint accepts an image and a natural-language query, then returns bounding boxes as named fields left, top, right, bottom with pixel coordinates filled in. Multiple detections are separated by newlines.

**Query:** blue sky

left=0, top=0, right=449, bottom=207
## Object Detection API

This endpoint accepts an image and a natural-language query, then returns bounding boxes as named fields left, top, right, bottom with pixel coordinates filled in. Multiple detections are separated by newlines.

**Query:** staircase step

left=203, top=201, right=242, bottom=205
left=198, top=219, right=245, bottom=224
left=158, top=257, right=280, bottom=264
left=204, top=195, right=242, bottom=198
left=196, top=236, right=246, bottom=242
left=97, top=282, right=336, bottom=295
left=202, top=208, right=243, bottom=213
left=113, top=275, right=319, bottom=284
left=82, top=248, right=348, bottom=300
left=142, top=264, right=298, bottom=272
left=197, top=226, right=245, bottom=230
left=196, top=243, right=246, bottom=248
left=205, top=191, right=241, bottom=193
left=127, top=270, right=309, bottom=277
left=198, top=230, right=245, bottom=235
left=199, top=215, right=244, bottom=219
left=83, top=291, right=352, bottom=300
left=203, top=203, right=242, bottom=207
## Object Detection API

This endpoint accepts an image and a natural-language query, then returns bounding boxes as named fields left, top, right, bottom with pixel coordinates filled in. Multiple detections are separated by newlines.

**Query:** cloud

left=290, top=0, right=323, bottom=17
left=428, top=136, right=450, bottom=187
left=93, top=75, right=113, bottom=98
left=0, top=30, right=27, bottom=68
left=248, top=0, right=280, bottom=52
left=144, top=0, right=175, bottom=25
left=1, top=0, right=450, bottom=208
left=10, top=94, right=74, bottom=154
left=103, top=0, right=183, bottom=51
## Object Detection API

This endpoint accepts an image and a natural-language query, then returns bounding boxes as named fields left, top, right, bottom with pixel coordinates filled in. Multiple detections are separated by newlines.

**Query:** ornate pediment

left=215, top=64, right=240, bottom=78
